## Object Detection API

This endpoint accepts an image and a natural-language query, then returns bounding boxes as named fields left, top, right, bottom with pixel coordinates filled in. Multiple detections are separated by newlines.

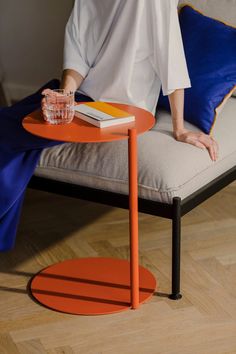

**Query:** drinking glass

left=44, top=89, right=75, bottom=124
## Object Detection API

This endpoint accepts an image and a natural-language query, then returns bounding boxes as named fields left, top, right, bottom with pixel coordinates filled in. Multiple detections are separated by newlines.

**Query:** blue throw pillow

left=157, top=5, right=236, bottom=134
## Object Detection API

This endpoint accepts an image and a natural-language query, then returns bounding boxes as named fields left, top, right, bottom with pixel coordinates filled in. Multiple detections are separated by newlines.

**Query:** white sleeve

left=150, top=0, right=191, bottom=96
left=63, top=0, right=90, bottom=78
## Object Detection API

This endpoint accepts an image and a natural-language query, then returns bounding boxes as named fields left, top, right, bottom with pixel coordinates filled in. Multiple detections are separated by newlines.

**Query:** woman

left=0, top=0, right=218, bottom=251
left=44, top=0, right=218, bottom=160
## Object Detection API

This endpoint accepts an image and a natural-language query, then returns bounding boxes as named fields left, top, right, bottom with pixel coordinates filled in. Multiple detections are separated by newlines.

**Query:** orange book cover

left=83, top=102, right=131, bottom=118
left=74, top=102, right=135, bottom=128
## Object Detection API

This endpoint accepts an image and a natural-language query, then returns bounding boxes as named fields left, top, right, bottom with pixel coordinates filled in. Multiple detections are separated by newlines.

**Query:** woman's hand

left=168, top=90, right=219, bottom=161
left=41, top=89, right=53, bottom=121
left=174, top=129, right=219, bottom=161
left=41, top=69, right=84, bottom=121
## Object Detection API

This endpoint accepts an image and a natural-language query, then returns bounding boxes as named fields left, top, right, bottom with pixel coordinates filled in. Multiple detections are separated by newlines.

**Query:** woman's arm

left=168, top=89, right=219, bottom=161
left=60, top=69, right=84, bottom=92
left=41, top=69, right=84, bottom=120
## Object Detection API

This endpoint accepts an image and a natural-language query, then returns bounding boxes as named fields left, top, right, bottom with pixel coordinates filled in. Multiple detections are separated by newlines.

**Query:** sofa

left=29, top=0, right=236, bottom=300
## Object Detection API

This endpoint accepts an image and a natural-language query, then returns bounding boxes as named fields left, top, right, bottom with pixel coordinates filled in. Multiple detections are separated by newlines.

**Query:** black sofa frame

left=28, top=166, right=236, bottom=300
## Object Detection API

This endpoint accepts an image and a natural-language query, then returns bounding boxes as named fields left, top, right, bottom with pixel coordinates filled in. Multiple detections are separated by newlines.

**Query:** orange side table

left=23, top=103, right=156, bottom=315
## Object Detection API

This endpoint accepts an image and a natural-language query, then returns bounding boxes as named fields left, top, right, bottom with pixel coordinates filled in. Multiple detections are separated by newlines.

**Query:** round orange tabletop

left=22, top=103, right=155, bottom=143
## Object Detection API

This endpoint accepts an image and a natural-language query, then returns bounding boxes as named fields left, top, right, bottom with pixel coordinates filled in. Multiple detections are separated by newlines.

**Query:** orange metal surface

left=128, top=129, right=139, bottom=309
left=24, top=103, right=156, bottom=315
left=30, top=258, right=156, bottom=315
left=22, top=103, right=155, bottom=143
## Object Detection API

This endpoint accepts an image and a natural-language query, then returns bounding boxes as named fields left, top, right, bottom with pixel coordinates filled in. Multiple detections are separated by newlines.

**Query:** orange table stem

left=128, top=128, right=139, bottom=309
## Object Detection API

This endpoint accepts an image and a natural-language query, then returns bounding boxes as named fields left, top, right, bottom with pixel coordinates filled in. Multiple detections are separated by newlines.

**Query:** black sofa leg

left=169, top=197, right=182, bottom=300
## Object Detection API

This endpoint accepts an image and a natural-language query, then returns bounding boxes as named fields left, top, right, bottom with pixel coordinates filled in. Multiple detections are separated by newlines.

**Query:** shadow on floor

left=0, top=189, right=112, bottom=270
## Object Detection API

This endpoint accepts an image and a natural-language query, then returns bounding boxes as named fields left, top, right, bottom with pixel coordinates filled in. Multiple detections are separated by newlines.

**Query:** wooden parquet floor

left=0, top=182, right=236, bottom=354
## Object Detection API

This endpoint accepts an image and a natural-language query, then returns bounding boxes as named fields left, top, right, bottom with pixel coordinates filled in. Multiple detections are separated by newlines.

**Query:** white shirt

left=63, top=0, right=191, bottom=114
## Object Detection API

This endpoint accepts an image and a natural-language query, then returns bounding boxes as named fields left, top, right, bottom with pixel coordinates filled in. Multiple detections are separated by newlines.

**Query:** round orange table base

left=30, top=258, right=157, bottom=315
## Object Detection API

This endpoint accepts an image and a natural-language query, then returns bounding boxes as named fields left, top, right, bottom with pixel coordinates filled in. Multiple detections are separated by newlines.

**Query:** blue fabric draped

left=0, top=79, right=93, bottom=251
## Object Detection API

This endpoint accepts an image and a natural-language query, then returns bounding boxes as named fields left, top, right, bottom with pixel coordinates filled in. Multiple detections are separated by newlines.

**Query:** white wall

left=0, top=0, right=74, bottom=102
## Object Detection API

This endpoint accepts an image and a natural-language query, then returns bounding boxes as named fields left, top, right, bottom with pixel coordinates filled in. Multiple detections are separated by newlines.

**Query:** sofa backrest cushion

left=179, top=0, right=236, bottom=97
left=157, top=4, right=236, bottom=134
left=178, top=0, right=236, bottom=27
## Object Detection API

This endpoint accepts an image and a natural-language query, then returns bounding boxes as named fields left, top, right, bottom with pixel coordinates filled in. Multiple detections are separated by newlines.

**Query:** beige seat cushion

left=35, top=98, right=236, bottom=204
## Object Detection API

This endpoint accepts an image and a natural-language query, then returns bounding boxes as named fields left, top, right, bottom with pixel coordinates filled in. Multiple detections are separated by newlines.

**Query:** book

left=74, top=102, right=135, bottom=128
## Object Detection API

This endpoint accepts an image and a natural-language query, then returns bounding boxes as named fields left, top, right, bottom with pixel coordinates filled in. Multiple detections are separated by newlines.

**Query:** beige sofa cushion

left=35, top=97, right=236, bottom=204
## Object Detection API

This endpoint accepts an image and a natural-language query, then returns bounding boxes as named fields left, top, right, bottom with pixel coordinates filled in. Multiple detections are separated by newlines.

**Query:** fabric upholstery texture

left=35, top=97, right=236, bottom=205
left=178, top=0, right=236, bottom=26
left=178, top=0, right=236, bottom=97
left=158, top=5, right=236, bottom=134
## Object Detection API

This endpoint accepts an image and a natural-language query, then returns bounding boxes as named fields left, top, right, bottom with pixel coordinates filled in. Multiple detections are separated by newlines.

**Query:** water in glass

left=44, top=90, right=74, bottom=124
